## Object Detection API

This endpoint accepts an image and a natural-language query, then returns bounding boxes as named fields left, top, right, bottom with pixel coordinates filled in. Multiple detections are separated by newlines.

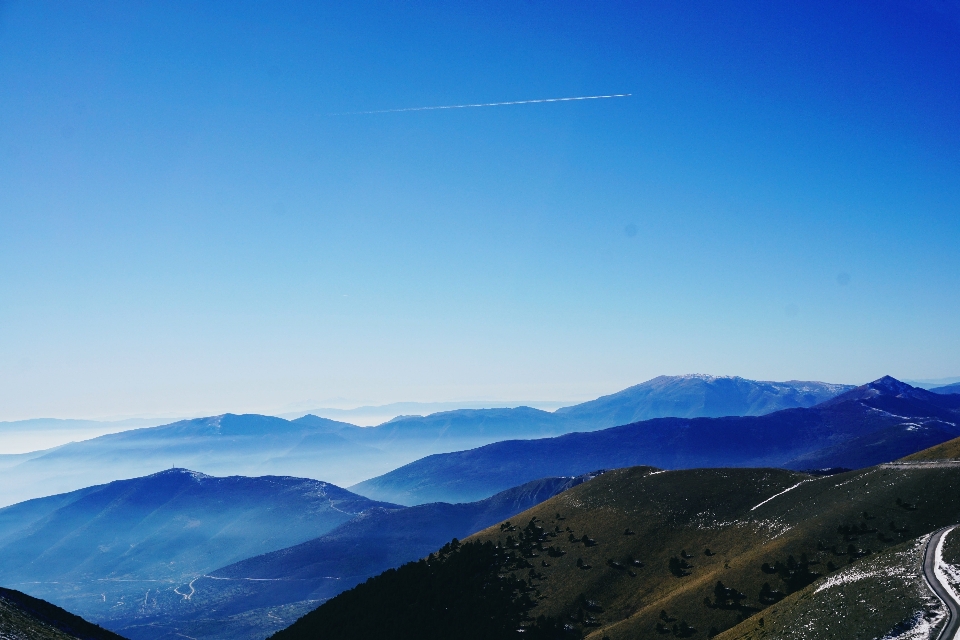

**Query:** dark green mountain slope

left=276, top=459, right=960, bottom=640
left=0, top=586, right=126, bottom=640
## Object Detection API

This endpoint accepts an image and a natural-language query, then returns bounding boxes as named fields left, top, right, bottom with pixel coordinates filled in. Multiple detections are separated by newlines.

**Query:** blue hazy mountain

left=554, top=374, right=852, bottom=423
left=0, top=417, right=176, bottom=456
left=932, top=381, right=960, bottom=394
left=0, top=376, right=852, bottom=508
left=350, top=377, right=960, bottom=505
left=280, top=400, right=569, bottom=426
left=0, top=414, right=389, bottom=508
left=21, top=475, right=591, bottom=640
left=0, top=469, right=398, bottom=591
left=294, top=406, right=576, bottom=448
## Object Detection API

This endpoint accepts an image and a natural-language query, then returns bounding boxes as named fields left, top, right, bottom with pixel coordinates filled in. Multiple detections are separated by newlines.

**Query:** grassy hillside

left=0, top=587, right=126, bottom=640
left=465, top=465, right=960, bottom=639
left=902, top=435, right=960, bottom=460
left=278, top=463, right=960, bottom=640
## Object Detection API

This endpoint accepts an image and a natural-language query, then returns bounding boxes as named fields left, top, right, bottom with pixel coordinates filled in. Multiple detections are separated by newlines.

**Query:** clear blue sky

left=1, top=1, right=958, bottom=420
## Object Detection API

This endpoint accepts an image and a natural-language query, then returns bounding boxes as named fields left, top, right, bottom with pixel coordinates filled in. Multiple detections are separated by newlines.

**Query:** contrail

left=333, top=93, right=630, bottom=115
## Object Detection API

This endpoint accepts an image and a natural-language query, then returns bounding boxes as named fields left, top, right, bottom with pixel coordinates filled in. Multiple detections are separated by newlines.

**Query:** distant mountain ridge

left=555, top=374, right=852, bottom=423
left=0, top=375, right=853, bottom=508
left=350, top=376, right=960, bottom=504
left=932, top=381, right=960, bottom=395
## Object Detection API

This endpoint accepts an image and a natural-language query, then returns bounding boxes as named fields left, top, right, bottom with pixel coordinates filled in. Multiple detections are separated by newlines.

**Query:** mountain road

left=924, top=525, right=960, bottom=640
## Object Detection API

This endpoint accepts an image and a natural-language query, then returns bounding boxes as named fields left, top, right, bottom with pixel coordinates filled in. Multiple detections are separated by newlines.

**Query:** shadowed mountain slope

left=351, top=377, right=960, bottom=505
left=275, top=461, right=960, bottom=640
left=0, top=586, right=127, bottom=640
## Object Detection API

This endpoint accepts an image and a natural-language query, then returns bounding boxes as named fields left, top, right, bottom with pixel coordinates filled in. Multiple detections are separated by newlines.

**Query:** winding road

left=923, top=526, right=960, bottom=640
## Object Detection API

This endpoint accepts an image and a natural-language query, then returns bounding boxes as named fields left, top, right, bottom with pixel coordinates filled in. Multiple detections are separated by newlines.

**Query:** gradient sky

left=1, top=0, right=959, bottom=420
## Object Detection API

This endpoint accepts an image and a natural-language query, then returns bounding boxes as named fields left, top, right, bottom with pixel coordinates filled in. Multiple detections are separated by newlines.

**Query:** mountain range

left=1, top=375, right=957, bottom=640
left=351, top=377, right=960, bottom=504
left=553, top=374, right=850, bottom=423
left=0, top=375, right=853, bottom=508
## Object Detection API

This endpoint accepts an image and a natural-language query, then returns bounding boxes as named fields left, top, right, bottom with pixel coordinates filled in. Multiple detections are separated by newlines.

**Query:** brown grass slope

left=902, top=434, right=960, bottom=461
left=465, top=464, right=960, bottom=639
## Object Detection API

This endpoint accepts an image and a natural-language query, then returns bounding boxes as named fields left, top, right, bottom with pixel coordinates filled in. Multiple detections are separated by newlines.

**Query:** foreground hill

left=72, top=475, right=592, bottom=640
left=351, top=377, right=960, bottom=504
left=274, top=457, right=960, bottom=640
left=0, top=376, right=850, bottom=508
left=0, top=587, right=126, bottom=640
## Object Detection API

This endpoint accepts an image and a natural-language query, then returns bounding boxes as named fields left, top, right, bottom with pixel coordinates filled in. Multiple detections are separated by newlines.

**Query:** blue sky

left=1, top=1, right=958, bottom=419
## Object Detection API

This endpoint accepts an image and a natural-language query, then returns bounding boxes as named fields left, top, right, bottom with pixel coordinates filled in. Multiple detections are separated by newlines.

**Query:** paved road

left=924, top=526, right=960, bottom=640
left=881, top=462, right=960, bottom=470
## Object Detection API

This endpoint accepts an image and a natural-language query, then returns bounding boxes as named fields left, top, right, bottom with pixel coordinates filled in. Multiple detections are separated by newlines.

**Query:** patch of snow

left=750, top=480, right=812, bottom=511
left=877, top=610, right=944, bottom=640
left=942, top=560, right=960, bottom=598
left=750, top=518, right=793, bottom=540
left=816, top=538, right=927, bottom=595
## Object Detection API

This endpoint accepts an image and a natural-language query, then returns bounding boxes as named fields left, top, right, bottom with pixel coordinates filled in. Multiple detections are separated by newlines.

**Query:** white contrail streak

left=333, top=93, right=631, bottom=115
